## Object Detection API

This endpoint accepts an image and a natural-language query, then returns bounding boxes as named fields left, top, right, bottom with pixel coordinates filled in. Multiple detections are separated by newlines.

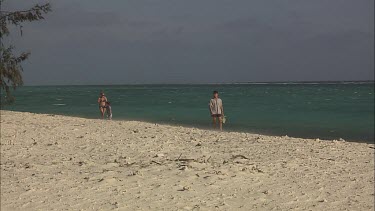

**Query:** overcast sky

left=3, top=0, right=374, bottom=85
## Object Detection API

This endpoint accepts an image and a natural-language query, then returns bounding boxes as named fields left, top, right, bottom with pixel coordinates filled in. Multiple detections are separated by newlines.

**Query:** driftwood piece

left=231, top=155, right=249, bottom=160
left=177, top=158, right=196, bottom=162
left=151, top=160, right=162, bottom=165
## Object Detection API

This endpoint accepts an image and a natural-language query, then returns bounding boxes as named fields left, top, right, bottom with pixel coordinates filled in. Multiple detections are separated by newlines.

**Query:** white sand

left=1, top=111, right=374, bottom=210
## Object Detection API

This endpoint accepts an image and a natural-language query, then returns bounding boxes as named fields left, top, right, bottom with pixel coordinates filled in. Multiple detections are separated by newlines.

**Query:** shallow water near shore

left=2, top=83, right=374, bottom=143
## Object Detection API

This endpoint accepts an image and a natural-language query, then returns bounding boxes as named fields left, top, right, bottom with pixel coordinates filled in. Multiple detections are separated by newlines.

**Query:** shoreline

left=1, top=110, right=374, bottom=210
left=1, top=109, right=372, bottom=143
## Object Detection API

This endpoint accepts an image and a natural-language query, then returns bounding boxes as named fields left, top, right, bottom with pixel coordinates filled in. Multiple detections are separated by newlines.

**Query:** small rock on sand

left=155, top=153, right=165, bottom=158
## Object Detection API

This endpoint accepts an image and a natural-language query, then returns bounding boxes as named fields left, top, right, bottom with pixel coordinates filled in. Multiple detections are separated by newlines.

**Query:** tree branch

left=0, top=3, right=51, bottom=36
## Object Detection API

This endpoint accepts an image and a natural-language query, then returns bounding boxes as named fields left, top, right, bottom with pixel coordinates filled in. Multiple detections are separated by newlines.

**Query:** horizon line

left=22, top=80, right=375, bottom=87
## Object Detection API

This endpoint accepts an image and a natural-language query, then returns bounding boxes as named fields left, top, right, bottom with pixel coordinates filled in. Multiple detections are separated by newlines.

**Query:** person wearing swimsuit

left=209, top=90, right=224, bottom=131
left=97, top=92, right=108, bottom=119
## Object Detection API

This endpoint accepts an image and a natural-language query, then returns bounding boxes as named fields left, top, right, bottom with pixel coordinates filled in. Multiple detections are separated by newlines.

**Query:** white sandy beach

left=0, top=110, right=374, bottom=210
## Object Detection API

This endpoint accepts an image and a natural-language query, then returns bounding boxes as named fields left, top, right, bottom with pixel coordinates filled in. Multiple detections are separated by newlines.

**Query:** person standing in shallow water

left=97, top=92, right=108, bottom=119
left=209, top=90, right=224, bottom=131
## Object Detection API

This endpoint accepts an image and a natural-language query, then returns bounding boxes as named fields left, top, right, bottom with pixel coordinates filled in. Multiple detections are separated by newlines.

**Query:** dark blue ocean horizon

left=2, top=83, right=374, bottom=143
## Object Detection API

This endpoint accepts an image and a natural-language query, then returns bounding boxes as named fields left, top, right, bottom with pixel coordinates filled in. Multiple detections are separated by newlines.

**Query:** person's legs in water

left=218, top=116, right=223, bottom=131
left=103, top=107, right=107, bottom=119
left=99, top=106, right=104, bottom=119
left=212, top=116, right=217, bottom=129
left=212, top=115, right=223, bottom=130
left=99, top=106, right=106, bottom=119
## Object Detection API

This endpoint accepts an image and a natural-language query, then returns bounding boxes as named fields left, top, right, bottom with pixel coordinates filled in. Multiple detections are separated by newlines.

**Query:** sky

left=2, top=0, right=374, bottom=85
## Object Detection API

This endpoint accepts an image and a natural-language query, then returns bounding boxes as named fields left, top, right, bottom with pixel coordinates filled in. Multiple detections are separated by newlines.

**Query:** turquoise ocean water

left=2, top=83, right=374, bottom=143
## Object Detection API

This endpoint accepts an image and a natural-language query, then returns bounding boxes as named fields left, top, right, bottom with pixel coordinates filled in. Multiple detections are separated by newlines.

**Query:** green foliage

left=0, top=2, right=51, bottom=104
